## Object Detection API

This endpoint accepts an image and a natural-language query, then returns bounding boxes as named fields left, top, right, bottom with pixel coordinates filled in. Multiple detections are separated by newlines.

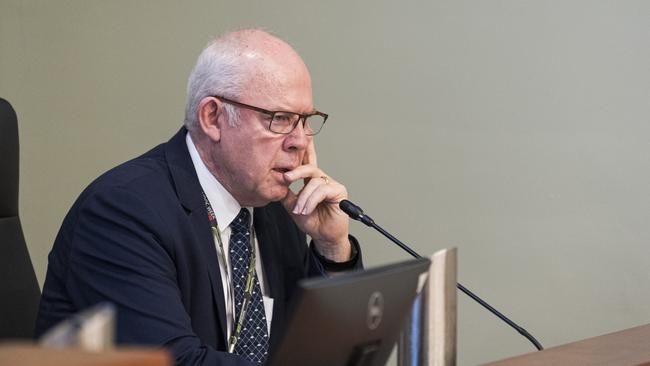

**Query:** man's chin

left=270, top=187, right=291, bottom=202
left=251, top=186, right=290, bottom=207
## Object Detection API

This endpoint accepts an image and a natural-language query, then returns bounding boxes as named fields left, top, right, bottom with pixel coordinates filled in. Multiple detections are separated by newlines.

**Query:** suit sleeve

left=65, top=186, right=256, bottom=366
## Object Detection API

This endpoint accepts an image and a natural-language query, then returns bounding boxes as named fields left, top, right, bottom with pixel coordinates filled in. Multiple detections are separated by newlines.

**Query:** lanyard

left=201, top=192, right=258, bottom=353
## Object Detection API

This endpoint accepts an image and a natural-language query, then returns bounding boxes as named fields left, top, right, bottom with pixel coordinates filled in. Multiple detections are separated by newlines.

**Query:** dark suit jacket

left=35, top=128, right=361, bottom=365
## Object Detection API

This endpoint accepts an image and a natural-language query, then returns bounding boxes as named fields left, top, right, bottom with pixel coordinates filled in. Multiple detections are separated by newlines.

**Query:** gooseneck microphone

left=339, top=199, right=544, bottom=351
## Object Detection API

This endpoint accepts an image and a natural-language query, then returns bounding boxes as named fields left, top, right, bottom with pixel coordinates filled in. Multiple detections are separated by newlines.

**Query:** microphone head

left=339, top=199, right=362, bottom=219
left=340, top=199, right=375, bottom=226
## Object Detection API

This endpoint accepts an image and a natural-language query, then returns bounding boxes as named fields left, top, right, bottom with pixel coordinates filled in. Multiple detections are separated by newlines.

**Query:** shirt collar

left=186, top=133, right=251, bottom=232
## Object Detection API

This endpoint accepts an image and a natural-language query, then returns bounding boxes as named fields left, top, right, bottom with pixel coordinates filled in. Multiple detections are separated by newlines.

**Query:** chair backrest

left=0, top=98, right=41, bottom=339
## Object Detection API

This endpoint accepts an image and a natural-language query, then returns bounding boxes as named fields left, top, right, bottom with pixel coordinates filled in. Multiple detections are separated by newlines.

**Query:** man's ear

left=197, top=97, right=223, bottom=142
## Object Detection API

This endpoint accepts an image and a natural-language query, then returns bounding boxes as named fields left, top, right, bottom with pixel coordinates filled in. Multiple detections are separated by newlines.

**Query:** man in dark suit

left=35, top=29, right=361, bottom=365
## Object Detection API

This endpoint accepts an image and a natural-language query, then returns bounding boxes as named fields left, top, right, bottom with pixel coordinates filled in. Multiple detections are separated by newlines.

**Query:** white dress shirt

left=186, top=134, right=274, bottom=338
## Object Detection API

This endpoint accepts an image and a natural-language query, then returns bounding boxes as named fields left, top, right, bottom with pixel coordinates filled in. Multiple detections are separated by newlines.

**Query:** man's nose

left=283, top=120, right=309, bottom=151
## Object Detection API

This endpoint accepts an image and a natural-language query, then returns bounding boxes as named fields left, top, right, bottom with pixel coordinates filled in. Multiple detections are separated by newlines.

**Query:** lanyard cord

left=201, top=192, right=258, bottom=353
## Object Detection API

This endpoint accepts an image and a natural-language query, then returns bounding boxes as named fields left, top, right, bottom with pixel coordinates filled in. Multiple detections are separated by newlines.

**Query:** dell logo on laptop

left=367, top=291, right=384, bottom=330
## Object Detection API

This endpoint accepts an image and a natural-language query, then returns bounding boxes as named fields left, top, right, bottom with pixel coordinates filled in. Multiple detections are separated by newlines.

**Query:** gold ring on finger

left=321, top=175, right=330, bottom=185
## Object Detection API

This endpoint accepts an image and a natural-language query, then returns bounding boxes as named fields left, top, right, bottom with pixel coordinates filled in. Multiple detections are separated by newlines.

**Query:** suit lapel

left=164, top=128, right=228, bottom=344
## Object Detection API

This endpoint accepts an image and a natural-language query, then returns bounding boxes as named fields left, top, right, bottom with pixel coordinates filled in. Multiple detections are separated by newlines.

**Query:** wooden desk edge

left=0, top=343, right=171, bottom=366
left=483, top=323, right=650, bottom=366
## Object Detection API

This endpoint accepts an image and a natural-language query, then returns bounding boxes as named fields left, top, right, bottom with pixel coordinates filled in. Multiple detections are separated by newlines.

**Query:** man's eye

left=273, top=114, right=294, bottom=124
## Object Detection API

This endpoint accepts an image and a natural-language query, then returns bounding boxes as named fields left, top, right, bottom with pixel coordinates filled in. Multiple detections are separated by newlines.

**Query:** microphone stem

left=455, top=283, right=544, bottom=351
left=367, top=220, right=544, bottom=351
left=370, top=222, right=421, bottom=259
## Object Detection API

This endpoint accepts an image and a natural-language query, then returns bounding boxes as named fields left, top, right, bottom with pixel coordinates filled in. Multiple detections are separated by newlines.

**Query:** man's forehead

left=243, top=79, right=314, bottom=114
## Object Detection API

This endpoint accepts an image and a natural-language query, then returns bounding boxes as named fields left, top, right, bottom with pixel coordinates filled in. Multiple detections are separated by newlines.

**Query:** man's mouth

left=272, top=167, right=291, bottom=174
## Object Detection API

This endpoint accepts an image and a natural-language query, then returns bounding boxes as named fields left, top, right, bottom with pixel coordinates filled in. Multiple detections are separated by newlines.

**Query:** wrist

left=311, top=235, right=361, bottom=272
left=313, top=237, right=351, bottom=262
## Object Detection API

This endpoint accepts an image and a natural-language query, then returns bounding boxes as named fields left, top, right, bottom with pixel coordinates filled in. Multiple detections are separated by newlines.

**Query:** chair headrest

left=0, top=98, right=19, bottom=217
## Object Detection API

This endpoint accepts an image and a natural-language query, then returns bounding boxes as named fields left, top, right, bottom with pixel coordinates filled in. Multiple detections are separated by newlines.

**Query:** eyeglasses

left=213, top=96, right=328, bottom=136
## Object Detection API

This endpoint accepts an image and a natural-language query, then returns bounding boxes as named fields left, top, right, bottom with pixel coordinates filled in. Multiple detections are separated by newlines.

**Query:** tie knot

left=231, top=208, right=250, bottom=233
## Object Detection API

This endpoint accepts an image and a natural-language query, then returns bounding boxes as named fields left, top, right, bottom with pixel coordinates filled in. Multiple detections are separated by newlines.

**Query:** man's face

left=211, top=64, right=314, bottom=207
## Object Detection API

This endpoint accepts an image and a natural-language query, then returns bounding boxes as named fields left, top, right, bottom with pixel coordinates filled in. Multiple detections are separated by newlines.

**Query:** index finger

left=302, top=138, right=318, bottom=166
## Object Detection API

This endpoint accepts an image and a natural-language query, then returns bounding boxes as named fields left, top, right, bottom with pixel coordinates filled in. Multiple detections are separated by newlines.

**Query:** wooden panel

left=397, top=247, right=457, bottom=366
left=0, top=344, right=170, bottom=366
left=483, top=324, right=650, bottom=366
left=428, top=247, right=457, bottom=366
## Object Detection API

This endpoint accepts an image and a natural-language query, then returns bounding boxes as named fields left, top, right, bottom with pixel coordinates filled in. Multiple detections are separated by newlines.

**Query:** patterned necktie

left=229, top=208, right=269, bottom=363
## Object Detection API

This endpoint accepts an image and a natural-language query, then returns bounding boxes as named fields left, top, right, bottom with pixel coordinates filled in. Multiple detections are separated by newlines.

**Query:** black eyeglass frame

left=212, top=95, right=328, bottom=136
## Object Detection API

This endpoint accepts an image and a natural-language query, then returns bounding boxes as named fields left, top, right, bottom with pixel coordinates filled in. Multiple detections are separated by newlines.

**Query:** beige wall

left=1, top=1, right=649, bottom=364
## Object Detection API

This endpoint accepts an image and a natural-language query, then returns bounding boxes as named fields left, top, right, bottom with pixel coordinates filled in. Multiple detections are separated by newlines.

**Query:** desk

left=483, top=324, right=650, bottom=366
left=0, top=343, right=170, bottom=366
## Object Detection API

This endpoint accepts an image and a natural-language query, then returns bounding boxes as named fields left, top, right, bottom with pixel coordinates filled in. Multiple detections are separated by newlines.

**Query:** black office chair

left=0, top=98, right=41, bottom=339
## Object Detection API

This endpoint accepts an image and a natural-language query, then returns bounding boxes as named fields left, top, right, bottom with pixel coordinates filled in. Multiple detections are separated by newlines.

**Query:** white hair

left=183, top=36, right=249, bottom=132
